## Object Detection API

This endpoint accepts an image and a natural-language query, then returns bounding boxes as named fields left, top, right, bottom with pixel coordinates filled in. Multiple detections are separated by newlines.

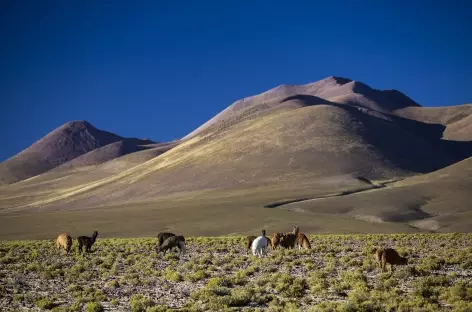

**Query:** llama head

left=399, top=256, right=408, bottom=265
left=262, top=229, right=266, bottom=236
left=292, top=226, right=299, bottom=234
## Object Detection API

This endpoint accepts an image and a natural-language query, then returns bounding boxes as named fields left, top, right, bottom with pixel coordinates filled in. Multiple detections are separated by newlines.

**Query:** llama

left=156, top=235, right=186, bottom=255
left=157, top=232, right=176, bottom=247
left=77, top=231, right=98, bottom=253
left=295, top=233, right=311, bottom=250
left=251, top=230, right=270, bottom=258
left=246, top=235, right=257, bottom=254
left=270, top=232, right=281, bottom=250
left=271, top=226, right=300, bottom=249
left=55, top=233, right=72, bottom=253
left=373, top=247, right=408, bottom=273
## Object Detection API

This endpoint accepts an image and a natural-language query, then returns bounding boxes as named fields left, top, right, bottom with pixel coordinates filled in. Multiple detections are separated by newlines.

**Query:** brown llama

left=156, top=235, right=186, bottom=255
left=271, top=226, right=300, bottom=249
left=77, top=231, right=98, bottom=253
left=295, top=233, right=311, bottom=250
left=270, top=232, right=281, bottom=250
left=373, top=247, right=408, bottom=273
left=246, top=235, right=257, bottom=253
left=55, top=233, right=72, bottom=253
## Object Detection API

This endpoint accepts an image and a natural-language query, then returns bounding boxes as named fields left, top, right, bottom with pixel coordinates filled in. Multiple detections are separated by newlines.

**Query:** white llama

left=251, top=229, right=269, bottom=258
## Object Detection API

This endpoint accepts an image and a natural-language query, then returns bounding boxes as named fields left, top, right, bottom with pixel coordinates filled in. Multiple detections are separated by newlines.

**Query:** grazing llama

left=156, top=235, right=186, bottom=255
left=157, top=232, right=176, bottom=247
left=271, top=226, right=300, bottom=249
left=295, top=232, right=311, bottom=250
left=251, top=230, right=270, bottom=258
left=77, top=231, right=99, bottom=253
left=373, top=247, right=408, bottom=273
left=55, top=233, right=72, bottom=253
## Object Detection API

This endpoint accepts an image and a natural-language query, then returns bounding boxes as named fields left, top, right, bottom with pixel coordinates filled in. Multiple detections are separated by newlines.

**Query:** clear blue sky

left=1, top=0, right=471, bottom=161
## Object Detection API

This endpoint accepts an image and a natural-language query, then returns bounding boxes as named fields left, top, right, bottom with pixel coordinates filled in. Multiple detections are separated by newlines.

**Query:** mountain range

left=1, top=76, right=471, bottom=239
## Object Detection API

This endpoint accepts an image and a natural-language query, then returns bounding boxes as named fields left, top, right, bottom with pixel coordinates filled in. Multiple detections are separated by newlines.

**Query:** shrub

left=130, top=294, right=155, bottom=312
left=85, top=301, right=104, bottom=312
left=36, top=297, right=55, bottom=309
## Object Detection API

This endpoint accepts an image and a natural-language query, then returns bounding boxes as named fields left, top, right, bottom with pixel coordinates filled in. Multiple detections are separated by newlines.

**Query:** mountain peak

left=320, top=76, right=353, bottom=85
left=58, top=120, right=96, bottom=131
left=0, top=120, right=124, bottom=184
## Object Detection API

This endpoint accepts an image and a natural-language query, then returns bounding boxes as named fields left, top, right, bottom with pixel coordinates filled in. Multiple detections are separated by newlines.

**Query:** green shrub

left=85, top=301, right=104, bottom=312
left=36, top=297, right=55, bottom=309
left=130, top=294, right=155, bottom=312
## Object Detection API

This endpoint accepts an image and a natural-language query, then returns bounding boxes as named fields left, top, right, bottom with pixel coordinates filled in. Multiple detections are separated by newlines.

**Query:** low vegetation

left=0, top=233, right=471, bottom=311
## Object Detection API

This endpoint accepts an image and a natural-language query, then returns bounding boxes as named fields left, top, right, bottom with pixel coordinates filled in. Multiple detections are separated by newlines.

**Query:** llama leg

left=381, top=257, right=387, bottom=273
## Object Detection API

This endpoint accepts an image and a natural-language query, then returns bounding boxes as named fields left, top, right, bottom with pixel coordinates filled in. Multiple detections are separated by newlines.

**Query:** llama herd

left=247, top=225, right=409, bottom=273
left=247, top=226, right=310, bottom=257
left=55, top=227, right=408, bottom=273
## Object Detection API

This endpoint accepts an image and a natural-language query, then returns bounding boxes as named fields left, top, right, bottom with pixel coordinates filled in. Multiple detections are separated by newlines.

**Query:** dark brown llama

left=77, top=231, right=98, bottom=253
left=157, top=232, right=176, bottom=247
left=271, top=226, right=299, bottom=249
left=156, top=235, right=186, bottom=255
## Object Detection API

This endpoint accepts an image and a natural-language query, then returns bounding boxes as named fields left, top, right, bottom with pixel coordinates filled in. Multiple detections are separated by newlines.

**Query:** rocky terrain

left=0, top=233, right=471, bottom=311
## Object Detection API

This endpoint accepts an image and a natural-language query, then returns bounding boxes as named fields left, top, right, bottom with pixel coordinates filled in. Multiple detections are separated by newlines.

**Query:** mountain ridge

left=181, top=76, right=420, bottom=140
left=1, top=76, right=471, bottom=237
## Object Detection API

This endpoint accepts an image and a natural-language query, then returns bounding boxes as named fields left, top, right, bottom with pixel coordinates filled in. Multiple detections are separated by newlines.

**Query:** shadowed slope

left=394, top=104, right=472, bottom=141
left=0, top=121, right=124, bottom=185
left=0, top=140, right=180, bottom=208
left=57, top=138, right=155, bottom=169
left=276, top=157, right=472, bottom=232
